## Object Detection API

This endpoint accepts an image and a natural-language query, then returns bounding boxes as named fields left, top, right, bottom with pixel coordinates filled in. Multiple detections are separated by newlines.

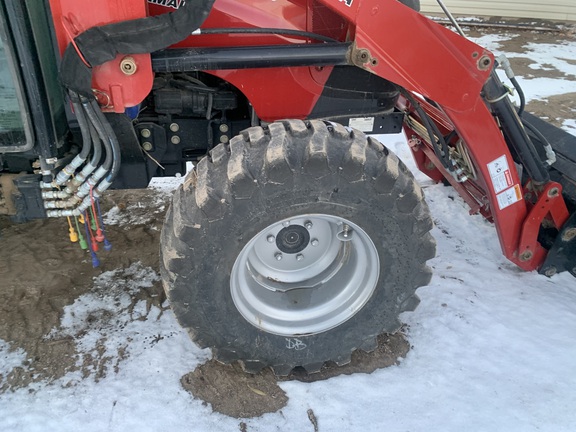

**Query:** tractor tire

left=160, top=120, right=435, bottom=375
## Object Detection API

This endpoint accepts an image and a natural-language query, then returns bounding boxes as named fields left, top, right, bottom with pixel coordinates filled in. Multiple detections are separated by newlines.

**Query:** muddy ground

left=0, top=23, right=574, bottom=419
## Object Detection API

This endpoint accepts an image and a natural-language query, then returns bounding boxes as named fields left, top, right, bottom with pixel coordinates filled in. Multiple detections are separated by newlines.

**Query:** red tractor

left=1, top=0, right=574, bottom=375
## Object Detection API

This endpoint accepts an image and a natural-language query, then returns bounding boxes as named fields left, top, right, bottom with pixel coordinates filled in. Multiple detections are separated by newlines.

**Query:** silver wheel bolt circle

left=267, top=235, right=275, bottom=243
left=275, top=252, right=283, bottom=261
left=296, top=253, right=304, bottom=261
left=311, top=238, right=319, bottom=247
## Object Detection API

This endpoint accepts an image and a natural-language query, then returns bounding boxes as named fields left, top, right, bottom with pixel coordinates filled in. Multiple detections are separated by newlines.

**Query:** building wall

left=419, top=0, right=576, bottom=22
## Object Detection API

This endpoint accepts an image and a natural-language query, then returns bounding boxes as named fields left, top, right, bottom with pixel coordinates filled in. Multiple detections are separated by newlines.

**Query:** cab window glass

left=0, top=36, right=27, bottom=146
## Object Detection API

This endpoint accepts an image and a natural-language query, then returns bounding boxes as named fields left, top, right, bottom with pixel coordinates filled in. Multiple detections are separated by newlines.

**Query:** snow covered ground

left=1, top=28, right=576, bottom=432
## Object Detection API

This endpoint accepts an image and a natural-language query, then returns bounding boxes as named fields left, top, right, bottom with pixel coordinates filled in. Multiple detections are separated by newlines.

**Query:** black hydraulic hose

left=82, top=99, right=113, bottom=172
left=71, top=97, right=93, bottom=160
left=87, top=122, right=102, bottom=167
left=510, top=76, right=526, bottom=117
left=522, top=117, right=556, bottom=165
left=89, top=100, right=122, bottom=183
left=400, top=88, right=452, bottom=170
left=197, top=28, right=338, bottom=43
left=522, top=118, right=549, bottom=147
left=60, top=0, right=216, bottom=97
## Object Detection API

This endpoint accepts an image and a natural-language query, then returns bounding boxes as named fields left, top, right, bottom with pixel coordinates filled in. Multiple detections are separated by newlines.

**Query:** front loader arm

left=317, top=0, right=568, bottom=271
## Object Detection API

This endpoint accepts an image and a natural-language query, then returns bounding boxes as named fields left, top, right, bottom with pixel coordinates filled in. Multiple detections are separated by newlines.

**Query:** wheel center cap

left=276, top=225, right=310, bottom=254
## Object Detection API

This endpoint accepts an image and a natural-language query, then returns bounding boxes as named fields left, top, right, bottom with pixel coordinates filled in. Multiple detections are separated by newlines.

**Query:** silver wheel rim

left=230, top=214, right=380, bottom=336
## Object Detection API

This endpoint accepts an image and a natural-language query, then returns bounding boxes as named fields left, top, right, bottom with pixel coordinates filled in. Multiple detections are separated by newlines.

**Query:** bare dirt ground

left=0, top=23, right=574, bottom=419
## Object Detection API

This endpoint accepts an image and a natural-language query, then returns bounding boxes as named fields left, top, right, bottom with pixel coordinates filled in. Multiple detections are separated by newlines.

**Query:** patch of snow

left=148, top=175, right=185, bottom=193
left=0, top=340, right=27, bottom=388
left=103, top=193, right=167, bottom=227
left=563, top=119, right=576, bottom=137
left=469, top=33, right=518, bottom=52
left=507, top=41, right=576, bottom=78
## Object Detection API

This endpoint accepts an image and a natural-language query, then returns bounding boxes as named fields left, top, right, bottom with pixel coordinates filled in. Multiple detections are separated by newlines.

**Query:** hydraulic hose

left=51, top=93, right=93, bottom=187
left=88, top=122, right=102, bottom=167
left=89, top=99, right=121, bottom=185
left=510, top=76, right=526, bottom=117
left=60, top=0, right=217, bottom=98
left=83, top=99, right=113, bottom=172
left=401, top=88, right=453, bottom=171
left=522, top=118, right=556, bottom=166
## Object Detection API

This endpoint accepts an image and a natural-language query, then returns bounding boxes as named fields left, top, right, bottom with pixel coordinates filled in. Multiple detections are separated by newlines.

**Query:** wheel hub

left=276, top=224, right=310, bottom=254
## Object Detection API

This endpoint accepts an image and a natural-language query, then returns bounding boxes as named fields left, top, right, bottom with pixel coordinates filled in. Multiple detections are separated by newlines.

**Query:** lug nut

left=275, top=253, right=283, bottom=261
left=140, top=128, right=151, bottom=138
left=311, top=239, right=319, bottom=247
left=282, top=221, right=290, bottom=227
left=296, top=254, right=304, bottom=261
left=267, top=235, right=275, bottom=243
left=305, top=221, right=313, bottom=230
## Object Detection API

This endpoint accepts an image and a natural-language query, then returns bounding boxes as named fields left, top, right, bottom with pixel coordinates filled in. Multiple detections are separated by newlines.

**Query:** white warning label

left=496, top=184, right=523, bottom=210
left=349, top=117, right=375, bottom=132
left=487, top=155, right=514, bottom=194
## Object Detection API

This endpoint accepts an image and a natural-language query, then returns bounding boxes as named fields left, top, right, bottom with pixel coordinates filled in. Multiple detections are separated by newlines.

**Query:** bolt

left=343, top=224, right=350, bottom=238
left=519, top=250, right=533, bottom=262
left=547, top=187, right=559, bottom=198
left=305, top=221, right=313, bottom=230
left=267, top=235, right=275, bottom=243
left=282, top=221, right=290, bottom=227
left=142, top=142, right=153, bottom=151
left=561, top=228, right=576, bottom=242
left=169, top=123, right=179, bottom=132
left=220, top=135, right=229, bottom=144
left=296, top=254, right=304, bottom=261
left=120, top=56, right=137, bottom=75
left=275, top=252, right=283, bottom=261
left=544, top=266, right=557, bottom=277
left=171, top=136, right=181, bottom=145
left=477, top=55, right=491, bottom=70
left=219, top=123, right=229, bottom=133
left=337, top=224, right=353, bottom=241
left=311, top=239, right=319, bottom=247
left=140, top=129, right=151, bottom=138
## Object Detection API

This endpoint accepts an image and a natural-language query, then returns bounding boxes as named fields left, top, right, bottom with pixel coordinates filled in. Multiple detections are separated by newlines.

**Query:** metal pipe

left=151, top=43, right=351, bottom=72
left=435, top=0, right=466, bottom=37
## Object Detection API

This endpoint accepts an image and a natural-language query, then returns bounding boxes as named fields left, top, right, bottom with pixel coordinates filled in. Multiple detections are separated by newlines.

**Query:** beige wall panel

left=420, top=0, right=576, bottom=21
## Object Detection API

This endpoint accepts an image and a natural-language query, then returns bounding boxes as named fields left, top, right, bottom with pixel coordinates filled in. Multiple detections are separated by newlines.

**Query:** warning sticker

left=496, top=184, right=523, bottom=210
left=487, top=155, right=514, bottom=194
left=349, top=117, right=375, bottom=132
